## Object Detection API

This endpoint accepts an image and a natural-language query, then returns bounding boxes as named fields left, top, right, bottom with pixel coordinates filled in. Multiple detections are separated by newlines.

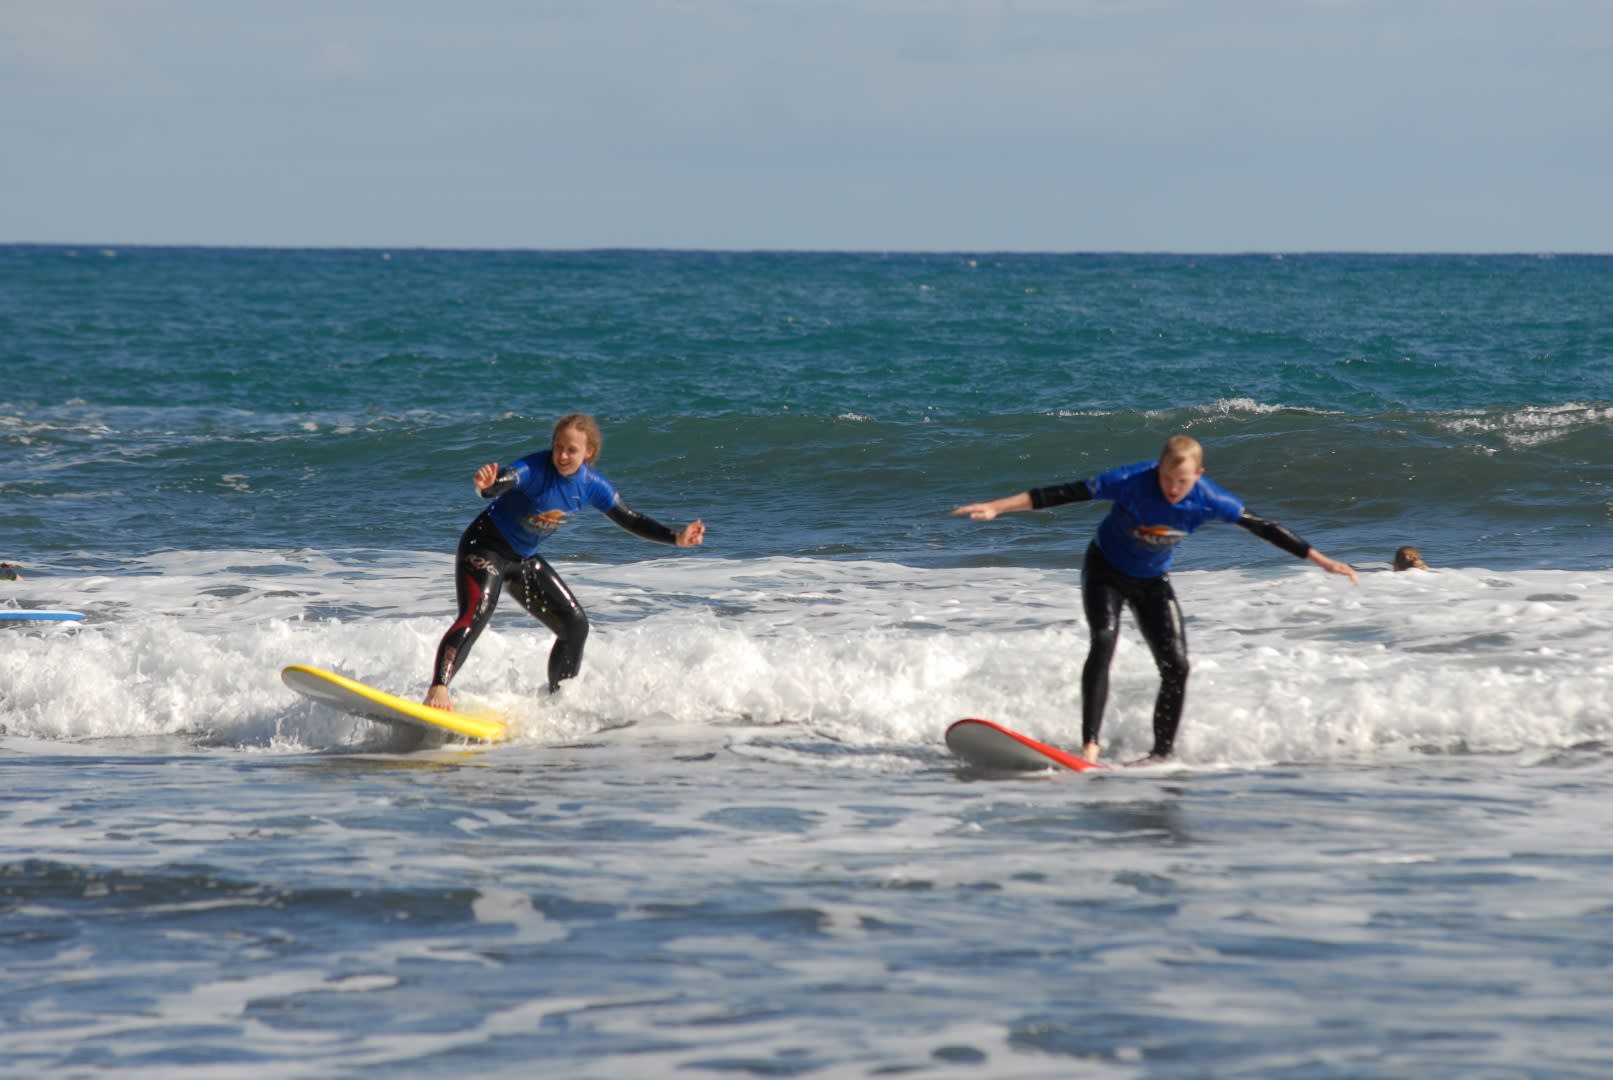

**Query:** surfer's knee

left=555, top=605, right=589, bottom=645
left=1086, top=621, right=1120, bottom=658
left=1159, top=654, right=1190, bottom=686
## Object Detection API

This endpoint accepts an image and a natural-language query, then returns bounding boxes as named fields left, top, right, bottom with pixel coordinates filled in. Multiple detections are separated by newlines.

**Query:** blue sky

left=3, top=1, right=1609, bottom=252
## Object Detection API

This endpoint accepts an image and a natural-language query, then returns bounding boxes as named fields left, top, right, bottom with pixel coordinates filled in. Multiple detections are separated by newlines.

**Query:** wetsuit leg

left=1079, top=543, right=1128, bottom=748
left=507, top=555, right=589, bottom=693
left=1129, top=577, right=1190, bottom=759
left=431, top=513, right=512, bottom=688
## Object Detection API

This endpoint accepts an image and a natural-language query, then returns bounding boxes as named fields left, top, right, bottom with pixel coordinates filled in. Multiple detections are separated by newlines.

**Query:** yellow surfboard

left=281, top=664, right=509, bottom=744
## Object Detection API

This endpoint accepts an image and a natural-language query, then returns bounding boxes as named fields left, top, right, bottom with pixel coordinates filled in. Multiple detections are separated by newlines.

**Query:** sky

left=2, top=0, right=1610, bottom=252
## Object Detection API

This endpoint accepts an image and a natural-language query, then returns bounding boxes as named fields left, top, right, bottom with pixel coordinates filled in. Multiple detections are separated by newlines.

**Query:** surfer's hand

left=472, top=463, right=500, bottom=493
left=1309, top=549, right=1359, bottom=584
left=954, top=493, right=1032, bottom=521
left=676, top=519, right=706, bottom=547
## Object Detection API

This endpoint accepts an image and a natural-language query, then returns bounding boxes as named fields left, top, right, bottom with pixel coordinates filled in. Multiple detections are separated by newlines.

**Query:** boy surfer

left=953, top=434, right=1356, bottom=765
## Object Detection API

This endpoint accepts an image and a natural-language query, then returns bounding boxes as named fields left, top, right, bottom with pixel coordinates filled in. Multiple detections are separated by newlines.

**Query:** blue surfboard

left=0, top=610, right=86, bottom=622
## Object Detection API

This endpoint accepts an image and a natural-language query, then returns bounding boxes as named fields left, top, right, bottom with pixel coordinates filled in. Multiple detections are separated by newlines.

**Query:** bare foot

left=1081, top=741, right=1101, bottom=765
left=422, top=683, right=452, bottom=711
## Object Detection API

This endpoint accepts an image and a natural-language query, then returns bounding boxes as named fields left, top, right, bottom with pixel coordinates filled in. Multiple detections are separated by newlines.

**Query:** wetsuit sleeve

left=606, top=500, right=679, bottom=545
left=1028, top=480, right=1094, bottom=510
left=1236, top=511, right=1312, bottom=559
left=480, top=467, right=519, bottom=499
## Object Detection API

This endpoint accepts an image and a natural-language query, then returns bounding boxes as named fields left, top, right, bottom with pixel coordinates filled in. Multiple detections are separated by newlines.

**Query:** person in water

left=1393, top=545, right=1428, bottom=571
left=424, top=413, right=705, bottom=711
left=952, top=434, right=1357, bottom=766
left=0, top=562, right=20, bottom=581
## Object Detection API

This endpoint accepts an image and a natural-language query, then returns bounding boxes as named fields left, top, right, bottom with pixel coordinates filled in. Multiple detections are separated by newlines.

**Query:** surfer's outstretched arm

left=1237, top=511, right=1358, bottom=583
left=605, top=501, right=705, bottom=547
left=951, top=493, right=1030, bottom=521
left=953, top=480, right=1093, bottom=521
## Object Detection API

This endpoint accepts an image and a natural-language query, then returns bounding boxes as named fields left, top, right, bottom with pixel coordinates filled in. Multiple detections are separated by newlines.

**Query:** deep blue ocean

left=4, top=247, right=1613, bottom=1077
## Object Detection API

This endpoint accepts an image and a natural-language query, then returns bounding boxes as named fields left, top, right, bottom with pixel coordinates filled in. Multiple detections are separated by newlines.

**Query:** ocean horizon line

left=4, top=241, right=1608, bottom=260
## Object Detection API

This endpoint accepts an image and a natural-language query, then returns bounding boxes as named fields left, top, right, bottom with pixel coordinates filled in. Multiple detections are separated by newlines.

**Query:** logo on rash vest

left=1132, top=524, right=1188, bottom=549
left=525, top=509, right=569, bottom=537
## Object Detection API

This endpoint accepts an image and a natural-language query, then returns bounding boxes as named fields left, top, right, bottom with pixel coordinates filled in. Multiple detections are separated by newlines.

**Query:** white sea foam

left=4, top=551, right=1611, bottom=764
left=1437, top=401, right=1613, bottom=446
left=1184, top=397, right=1338, bottom=418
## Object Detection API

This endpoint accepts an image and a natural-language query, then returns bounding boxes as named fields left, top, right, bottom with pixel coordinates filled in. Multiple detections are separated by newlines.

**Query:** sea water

left=3, top=248, right=1613, bottom=1077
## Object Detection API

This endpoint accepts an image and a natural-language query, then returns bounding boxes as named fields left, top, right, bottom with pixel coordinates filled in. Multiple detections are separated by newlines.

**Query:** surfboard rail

left=0, top=609, right=86, bottom=622
left=281, top=664, right=508, bottom=743
left=945, top=717, right=1103, bottom=772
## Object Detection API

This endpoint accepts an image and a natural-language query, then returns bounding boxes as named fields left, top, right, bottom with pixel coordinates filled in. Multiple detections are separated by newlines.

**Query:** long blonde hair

left=552, top=413, right=602, bottom=464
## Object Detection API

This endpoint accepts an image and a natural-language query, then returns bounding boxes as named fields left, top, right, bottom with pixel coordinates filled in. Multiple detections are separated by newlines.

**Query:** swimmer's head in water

left=1393, top=545, right=1427, bottom=571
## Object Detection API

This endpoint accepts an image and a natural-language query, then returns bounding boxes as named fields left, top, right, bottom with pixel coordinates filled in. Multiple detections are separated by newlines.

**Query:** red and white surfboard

left=945, top=718, right=1104, bottom=772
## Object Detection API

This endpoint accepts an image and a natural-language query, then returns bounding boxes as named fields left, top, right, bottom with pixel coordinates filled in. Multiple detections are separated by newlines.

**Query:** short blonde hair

left=1160, top=434, right=1204, bottom=470
left=552, top=413, right=602, bottom=464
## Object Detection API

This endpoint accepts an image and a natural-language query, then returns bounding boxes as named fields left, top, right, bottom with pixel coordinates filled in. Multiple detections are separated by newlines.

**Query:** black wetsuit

left=1031, top=475, right=1313, bottom=759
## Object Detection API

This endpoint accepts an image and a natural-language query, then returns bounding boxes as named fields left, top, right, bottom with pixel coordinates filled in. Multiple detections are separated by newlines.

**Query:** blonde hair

left=1160, top=434, right=1204, bottom=470
left=552, top=413, right=602, bottom=464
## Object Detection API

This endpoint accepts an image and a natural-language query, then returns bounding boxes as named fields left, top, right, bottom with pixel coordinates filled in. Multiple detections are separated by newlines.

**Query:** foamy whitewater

left=7, top=553, right=1612, bottom=763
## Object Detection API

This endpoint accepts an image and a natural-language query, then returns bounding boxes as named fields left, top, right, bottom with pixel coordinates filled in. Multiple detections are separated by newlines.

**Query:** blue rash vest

left=1087, top=460, right=1245, bottom=578
left=485, top=453, right=620, bottom=557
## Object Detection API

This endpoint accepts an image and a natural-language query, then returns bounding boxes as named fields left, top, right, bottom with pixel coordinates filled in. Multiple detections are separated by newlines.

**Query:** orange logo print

left=1133, top=524, right=1188, bottom=547
left=528, top=509, right=569, bottom=531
